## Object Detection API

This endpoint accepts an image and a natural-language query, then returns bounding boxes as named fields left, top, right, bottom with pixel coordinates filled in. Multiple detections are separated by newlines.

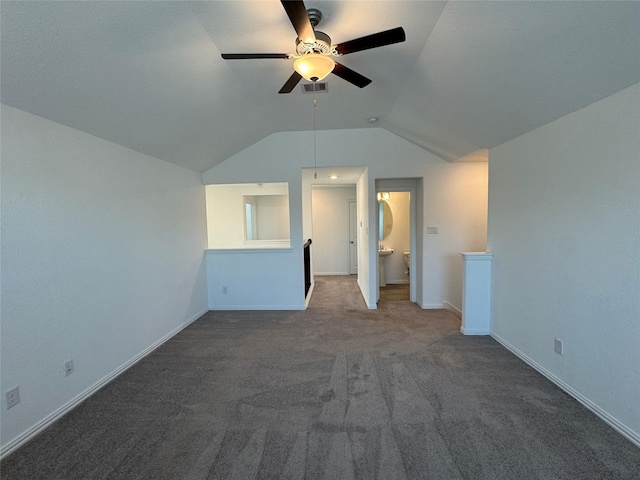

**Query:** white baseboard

left=357, top=279, right=376, bottom=309
left=0, top=308, right=208, bottom=459
left=443, top=301, right=462, bottom=319
left=209, top=304, right=305, bottom=310
left=314, top=272, right=350, bottom=276
left=491, top=331, right=640, bottom=448
left=387, top=279, right=410, bottom=285
left=460, top=326, right=490, bottom=335
left=420, top=303, right=444, bottom=310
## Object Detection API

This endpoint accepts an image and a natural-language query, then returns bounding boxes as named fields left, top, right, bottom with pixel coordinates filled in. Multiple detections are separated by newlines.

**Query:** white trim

left=304, top=282, right=315, bottom=309
left=491, top=331, right=640, bottom=448
left=386, top=279, right=410, bottom=285
left=242, top=240, right=291, bottom=248
left=359, top=279, right=376, bottom=309
left=348, top=199, right=358, bottom=276
left=461, top=326, right=490, bottom=335
left=443, top=301, right=462, bottom=319
left=314, top=272, right=350, bottom=276
left=205, top=247, right=293, bottom=253
left=374, top=182, right=418, bottom=305
left=208, top=304, right=305, bottom=310
left=0, top=308, right=209, bottom=459
left=421, top=303, right=444, bottom=309
left=460, top=252, right=494, bottom=260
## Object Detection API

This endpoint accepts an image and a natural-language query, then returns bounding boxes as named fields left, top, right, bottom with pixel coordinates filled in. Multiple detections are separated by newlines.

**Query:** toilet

left=403, top=251, right=410, bottom=276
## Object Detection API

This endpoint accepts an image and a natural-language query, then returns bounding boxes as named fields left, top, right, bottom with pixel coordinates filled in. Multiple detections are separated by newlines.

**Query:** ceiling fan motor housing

left=296, top=31, right=333, bottom=56
left=307, top=8, right=322, bottom=27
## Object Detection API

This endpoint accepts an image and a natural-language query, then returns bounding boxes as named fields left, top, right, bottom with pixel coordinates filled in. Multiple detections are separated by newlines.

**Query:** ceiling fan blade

left=279, top=71, right=303, bottom=94
left=335, top=27, right=406, bottom=55
left=281, top=0, right=316, bottom=44
left=332, top=63, right=372, bottom=88
left=221, top=53, right=289, bottom=60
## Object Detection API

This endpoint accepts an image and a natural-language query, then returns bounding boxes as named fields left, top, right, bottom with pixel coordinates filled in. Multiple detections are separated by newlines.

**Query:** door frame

left=375, top=181, right=418, bottom=304
left=348, top=200, right=358, bottom=274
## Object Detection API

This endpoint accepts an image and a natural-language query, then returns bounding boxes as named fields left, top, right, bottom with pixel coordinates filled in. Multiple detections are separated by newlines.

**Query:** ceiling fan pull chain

left=313, top=96, right=317, bottom=179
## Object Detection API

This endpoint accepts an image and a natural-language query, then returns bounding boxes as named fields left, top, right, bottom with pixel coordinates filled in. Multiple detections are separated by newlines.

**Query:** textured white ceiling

left=1, top=1, right=638, bottom=172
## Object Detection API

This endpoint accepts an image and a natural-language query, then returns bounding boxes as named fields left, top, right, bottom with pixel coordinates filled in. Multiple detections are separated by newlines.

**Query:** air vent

left=301, top=82, right=328, bottom=94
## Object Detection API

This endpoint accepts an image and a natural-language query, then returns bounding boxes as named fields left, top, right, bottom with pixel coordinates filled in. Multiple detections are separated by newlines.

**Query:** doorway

left=302, top=166, right=368, bottom=307
left=376, top=180, right=419, bottom=304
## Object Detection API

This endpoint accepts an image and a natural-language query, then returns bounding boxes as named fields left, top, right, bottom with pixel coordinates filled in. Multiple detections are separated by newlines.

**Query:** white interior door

left=349, top=200, right=358, bottom=274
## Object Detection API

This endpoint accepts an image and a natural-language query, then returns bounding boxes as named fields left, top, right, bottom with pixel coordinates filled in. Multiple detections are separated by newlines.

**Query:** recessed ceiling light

left=329, top=174, right=338, bottom=180
left=368, top=117, right=379, bottom=124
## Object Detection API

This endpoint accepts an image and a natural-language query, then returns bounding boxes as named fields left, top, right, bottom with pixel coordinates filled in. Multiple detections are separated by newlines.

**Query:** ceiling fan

left=221, top=0, right=406, bottom=94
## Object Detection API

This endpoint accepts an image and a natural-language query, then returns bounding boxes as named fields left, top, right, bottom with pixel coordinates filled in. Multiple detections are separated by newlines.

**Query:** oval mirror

left=378, top=200, right=393, bottom=240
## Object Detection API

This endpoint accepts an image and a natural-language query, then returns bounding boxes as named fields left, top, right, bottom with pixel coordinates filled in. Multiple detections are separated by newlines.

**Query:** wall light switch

left=64, top=359, right=74, bottom=376
left=427, top=225, right=439, bottom=235
left=554, top=338, right=564, bottom=356
left=6, top=386, right=20, bottom=409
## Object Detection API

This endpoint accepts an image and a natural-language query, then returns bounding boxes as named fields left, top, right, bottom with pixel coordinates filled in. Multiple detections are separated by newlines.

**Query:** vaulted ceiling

left=2, top=1, right=638, bottom=173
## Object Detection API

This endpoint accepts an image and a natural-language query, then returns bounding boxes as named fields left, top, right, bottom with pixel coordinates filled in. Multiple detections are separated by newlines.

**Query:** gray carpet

left=2, top=276, right=639, bottom=479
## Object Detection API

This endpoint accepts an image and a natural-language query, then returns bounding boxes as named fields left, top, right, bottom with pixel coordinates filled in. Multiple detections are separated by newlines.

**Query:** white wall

left=312, top=186, right=356, bottom=275
left=487, top=83, right=640, bottom=445
left=0, top=105, right=209, bottom=455
left=205, top=249, right=302, bottom=310
left=302, top=182, right=313, bottom=242
left=256, top=195, right=289, bottom=240
left=423, top=163, right=488, bottom=311
left=356, top=169, right=371, bottom=305
left=202, top=128, right=487, bottom=310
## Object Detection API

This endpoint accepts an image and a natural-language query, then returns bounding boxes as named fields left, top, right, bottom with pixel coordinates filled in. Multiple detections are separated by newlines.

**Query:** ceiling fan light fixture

left=294, top=53, right=335, bottom=82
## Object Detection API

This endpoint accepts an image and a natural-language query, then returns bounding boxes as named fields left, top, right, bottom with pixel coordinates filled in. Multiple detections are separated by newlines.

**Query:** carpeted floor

left=2, top=276, right=639, bottom=479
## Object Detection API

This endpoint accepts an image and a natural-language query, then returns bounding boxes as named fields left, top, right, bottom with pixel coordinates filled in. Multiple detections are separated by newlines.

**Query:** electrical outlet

left=222, top=286, right=228, bottom=294
left=554, top=338, right=564, bottom=356
left=6, top=386, right=20, bottom=409
left=426, top=225, right=439, bottom=235
left=64, top=359, right=74, bottom=376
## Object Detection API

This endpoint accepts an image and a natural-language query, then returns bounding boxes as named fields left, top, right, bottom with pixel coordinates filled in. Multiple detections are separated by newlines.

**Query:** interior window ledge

left=206, top=246, right=293, bottom=254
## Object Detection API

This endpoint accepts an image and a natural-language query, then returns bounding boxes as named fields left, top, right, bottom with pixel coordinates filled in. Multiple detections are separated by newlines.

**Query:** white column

left=460, top=252, right=493, bottom=335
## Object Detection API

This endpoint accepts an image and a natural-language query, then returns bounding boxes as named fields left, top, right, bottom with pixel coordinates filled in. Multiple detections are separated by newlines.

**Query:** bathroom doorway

left=377, top=191, right=410, bottom=300
left=376, top=180, right=419, bottom=304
